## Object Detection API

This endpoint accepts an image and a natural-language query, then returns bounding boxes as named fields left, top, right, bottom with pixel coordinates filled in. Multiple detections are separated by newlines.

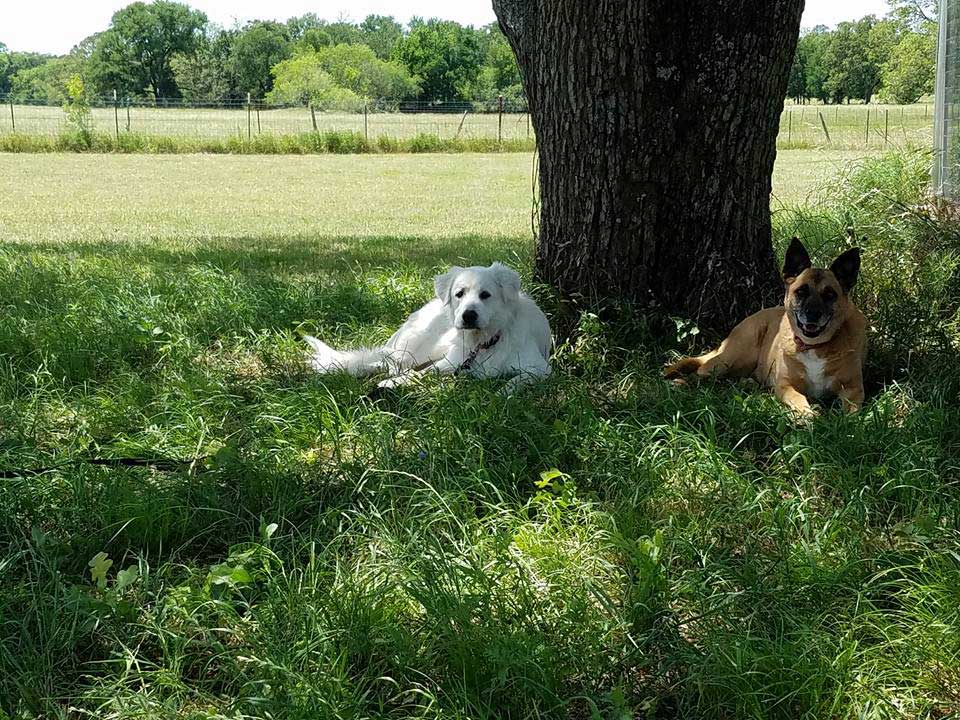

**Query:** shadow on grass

left=11, top=233, right=533, bottom=276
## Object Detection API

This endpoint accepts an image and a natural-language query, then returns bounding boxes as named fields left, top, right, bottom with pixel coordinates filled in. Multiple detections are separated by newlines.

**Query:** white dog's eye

left=479, top=291, right=491, bottom=300
left=455, top=289, right=464, bottom=299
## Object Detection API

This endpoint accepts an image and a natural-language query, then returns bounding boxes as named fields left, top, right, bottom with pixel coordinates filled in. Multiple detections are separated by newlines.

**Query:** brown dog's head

left=782, top=238, right=860, bottom=344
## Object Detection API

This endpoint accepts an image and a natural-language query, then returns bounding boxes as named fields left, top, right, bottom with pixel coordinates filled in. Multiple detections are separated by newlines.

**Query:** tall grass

left=0, top=149, right=958, bottom=718
left=0, top=130, right=536, bottom=155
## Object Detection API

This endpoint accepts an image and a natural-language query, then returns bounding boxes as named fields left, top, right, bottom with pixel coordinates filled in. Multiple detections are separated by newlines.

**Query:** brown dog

left=664, top=238, right=866, bottom=417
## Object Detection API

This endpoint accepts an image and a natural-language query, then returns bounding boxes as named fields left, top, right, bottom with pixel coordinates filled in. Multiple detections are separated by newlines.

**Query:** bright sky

left=1, top=0, right=894, bottom=55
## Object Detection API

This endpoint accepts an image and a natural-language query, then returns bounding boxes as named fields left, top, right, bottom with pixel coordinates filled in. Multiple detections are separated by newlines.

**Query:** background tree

left=286, top=13, right=324, bottom=40
left=313, top=44, right=418, bottom=101
left=324, top=22, right=363, bottom=47
left=881, top=27, right=936, bottom=102
left=493, top=0, right=804, bottom=325
left=88, top=0, right=207, bottom=98
left=800, top=27, right=832, bottom=103
left=787, top=36, right=809, bottom=102
left=10, top=56, right=84, bottom=101
left=887, top=0, right=938, bottom=28
left=360, top=15, right=404, bottom=60
left=459, top=26, right=523, bottom=102
left=393, top=20, right=484, bottom=100
left=228, top=21, right=291, bottom=97
left=297, top=28, right=333, bottom=53
left=171, top=28, right=237, bottom=100
left=266, top=51, right=361, bottom=110
left=0, top=43, right=11, bottom=94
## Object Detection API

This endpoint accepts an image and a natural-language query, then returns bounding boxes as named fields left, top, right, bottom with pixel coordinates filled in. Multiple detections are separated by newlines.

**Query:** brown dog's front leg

left=837, top=382, right=864, bottom=414
left=776, top=383, right=815, bottom=419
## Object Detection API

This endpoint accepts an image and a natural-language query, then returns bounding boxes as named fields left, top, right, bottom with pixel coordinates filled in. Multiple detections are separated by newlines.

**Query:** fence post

left=884, top=108, right=889, bottom=146
left=363, top=100, right=368, bottom=141
left=818, top=111, right=831, bottom=143
left=125, top=97, right=130, bottom=132
left=309, top=103, right=318, bottom=133
left=247, top=93, right=252, bottom=141
left=497, top=94, right=504, bottom=144
left=113, top=90, right=120, bottom=141
left=256, top=103, right=261, bottom=134
left=788, top=110, right=792, bottom=144
left=8, top=97, right=14, bottom=133
left=865, top=108, right=870, bottom=145
left=526, top=111, right=530, bottom=139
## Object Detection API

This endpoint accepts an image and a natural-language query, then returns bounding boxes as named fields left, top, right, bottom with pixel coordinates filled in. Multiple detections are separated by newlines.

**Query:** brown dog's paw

left=664, top=357, right=702, bottom=381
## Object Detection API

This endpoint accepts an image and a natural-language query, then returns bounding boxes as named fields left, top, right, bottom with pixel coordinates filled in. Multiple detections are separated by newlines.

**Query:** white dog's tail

left=304, top=336, right=389, bottom=376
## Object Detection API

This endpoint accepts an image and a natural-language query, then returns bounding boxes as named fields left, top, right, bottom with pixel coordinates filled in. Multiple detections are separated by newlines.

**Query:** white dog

left=305, top=263, right=552, bottom=392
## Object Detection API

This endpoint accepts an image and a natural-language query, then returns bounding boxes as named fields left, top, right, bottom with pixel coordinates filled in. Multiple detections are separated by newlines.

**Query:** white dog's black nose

left=461, top=309, right=478, bottom=327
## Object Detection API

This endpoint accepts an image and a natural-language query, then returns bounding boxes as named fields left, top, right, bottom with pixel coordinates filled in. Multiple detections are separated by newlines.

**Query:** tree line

left=0, top=0, right=939, bottom=107
left=0, top=2, right=522, bottom=106
left=788, top=1, right=937, bottom=104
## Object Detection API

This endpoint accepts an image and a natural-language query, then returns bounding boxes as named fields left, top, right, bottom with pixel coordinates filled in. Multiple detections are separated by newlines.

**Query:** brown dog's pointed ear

left=782, top=237, right=812, bottom=280
left=830, top=247, right=861, bottom=293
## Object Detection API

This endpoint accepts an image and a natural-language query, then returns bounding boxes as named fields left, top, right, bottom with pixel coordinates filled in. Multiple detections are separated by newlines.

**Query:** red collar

left=794, top=335, right=816, bottom=352
left=455, top=331, right=502, bottom=374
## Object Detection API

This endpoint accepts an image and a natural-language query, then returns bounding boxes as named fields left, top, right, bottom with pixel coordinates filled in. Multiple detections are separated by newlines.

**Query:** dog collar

left=794, top=335, right=816, bottom=352
left=456, top=331, right=502, bottom=374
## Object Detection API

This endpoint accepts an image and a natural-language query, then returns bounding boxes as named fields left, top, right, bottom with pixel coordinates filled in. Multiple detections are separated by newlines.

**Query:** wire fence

left=0, top=95, right=535, bottom=143
left=780, top=102, right=934, bottom=149
left=0, top=95, right=935, bottom=149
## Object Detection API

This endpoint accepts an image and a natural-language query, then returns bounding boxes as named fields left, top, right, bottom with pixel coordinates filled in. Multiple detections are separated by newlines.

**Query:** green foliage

left=228, top=21, right=292, bottom=97
left=393, top=19, right=485, bottom=100
left=790, top=14, right=934, bottom=104
left=171, top=28, right=238, bottom=101
left=887, top=0, right=938, bottom=29
left=88, top=0, right=207, bottom=98
left=0, top=42, right=10, bottom=95
left=822, top=17, right=894, bottom=104
left=266, top=52, right=361, bottom=110
left=880, top=28, right=937, bottom=103
left=313, top=44, right=418, bottom=101
left=359, top=15, right=404, bottom=60
left=9, top=56, right=83, bottom=102
left=62, top=75, right=94, bottom=148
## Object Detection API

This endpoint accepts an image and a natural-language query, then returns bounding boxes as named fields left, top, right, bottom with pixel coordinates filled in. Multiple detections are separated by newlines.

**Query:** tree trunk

left=494, top=0, right=805, bottom=329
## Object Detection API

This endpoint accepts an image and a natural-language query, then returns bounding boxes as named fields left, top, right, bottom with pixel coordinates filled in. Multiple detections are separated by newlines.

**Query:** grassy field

left=0, top=102, right=933, bottom=150
left=0, top=149, right=958, bottom=719
left=0, top=149, right=866, bottom=245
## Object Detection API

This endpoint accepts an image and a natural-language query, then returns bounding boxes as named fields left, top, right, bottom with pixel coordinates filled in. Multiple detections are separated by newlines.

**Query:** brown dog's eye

left=822, top=288, right=837, bottom=302
left=794, top=286, right=809, bottom=299
left=455, top=289, right=465, bottom=299
left=479, top=291, right=491, bottom=300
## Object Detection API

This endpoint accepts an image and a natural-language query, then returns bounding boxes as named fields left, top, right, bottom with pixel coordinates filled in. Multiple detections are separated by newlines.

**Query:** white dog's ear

left=434, top=266, right=463, bottom=304
left=491, top=262, right=521, bottom=303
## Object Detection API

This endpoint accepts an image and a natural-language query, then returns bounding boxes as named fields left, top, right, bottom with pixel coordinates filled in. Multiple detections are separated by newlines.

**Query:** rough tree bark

left=494, top=0, right=805, bottom=328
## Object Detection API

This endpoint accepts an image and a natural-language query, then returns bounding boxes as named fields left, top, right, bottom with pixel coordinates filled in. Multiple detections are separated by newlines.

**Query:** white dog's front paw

left=377, top=376, right=403, bottom=390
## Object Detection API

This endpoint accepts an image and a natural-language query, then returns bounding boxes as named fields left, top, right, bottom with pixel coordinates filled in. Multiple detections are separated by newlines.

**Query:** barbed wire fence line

left=0, top=94, right=935, bottom=149
left=0, top=94, right=535, bottom=143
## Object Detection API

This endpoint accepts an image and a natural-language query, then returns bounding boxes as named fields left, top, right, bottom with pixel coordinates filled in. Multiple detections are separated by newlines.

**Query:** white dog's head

left=434, top=262, right=521, bottom=331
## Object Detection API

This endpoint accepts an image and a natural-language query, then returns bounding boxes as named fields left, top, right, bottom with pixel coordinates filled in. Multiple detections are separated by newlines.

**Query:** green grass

left=0, top=149, right=958, bottom=719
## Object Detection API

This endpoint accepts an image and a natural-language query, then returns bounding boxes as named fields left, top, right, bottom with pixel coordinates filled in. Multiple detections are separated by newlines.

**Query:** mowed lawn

left=1, top=149, right=863, bottom=246
left=0, top=150, right=958, bottom=719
